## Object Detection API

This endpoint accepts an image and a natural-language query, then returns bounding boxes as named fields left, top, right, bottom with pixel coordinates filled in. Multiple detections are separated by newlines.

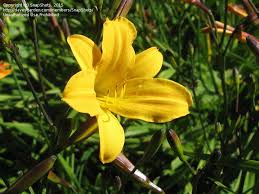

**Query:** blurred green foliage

left=0, top=0, right=258, bottom=193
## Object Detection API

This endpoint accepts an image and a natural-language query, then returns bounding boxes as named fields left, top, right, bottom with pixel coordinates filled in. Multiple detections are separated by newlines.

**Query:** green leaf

left=0, top=95, right=21, bottom=102
left=208, top=177, right=235, bottom=193
left=57, top=155, right=81, bottom=189
left=0, top=121, right=41, bottom=139
left=158, top=68, right=175, bottom=79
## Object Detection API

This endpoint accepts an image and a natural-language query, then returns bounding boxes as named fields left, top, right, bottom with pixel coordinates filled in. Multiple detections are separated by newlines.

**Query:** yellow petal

left=127, top=47, right=163, bottom=79
left=97, top=109, right=125, bottom=164
left=67, top=35, right=101, bottom=70
left=95, top=17, right=137, bottom=95
left=100, top=78, right=192, bottom=122
left=62, top=70, right=101, bottom=116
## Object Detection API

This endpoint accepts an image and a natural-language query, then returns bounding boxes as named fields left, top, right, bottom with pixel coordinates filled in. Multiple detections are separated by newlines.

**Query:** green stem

left=207, top=61, right=219, bottom=94
left=94, top=4, right=103, bottom=45
left=7, top=55, right=25, bottom=101
left=183, top=159, right=196, bottom=175
left=190, top=46, right=212, bottom=152
left=207, top=12, right=219, bottom=49
left=219, top=0, right=229, bottom=49
left=222, top=19, right=248, bottom=57
left=219, top=22, right=248, bottom=138
left=176, top=5, right=191, bottom=67
left=219, top=55, right=228, bottom=131
left=30, top=17, right=47, bottom=106
left=9, top=43, right=56, bottom=132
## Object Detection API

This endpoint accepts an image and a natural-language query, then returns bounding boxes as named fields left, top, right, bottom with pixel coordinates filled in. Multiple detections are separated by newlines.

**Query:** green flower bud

left=167, top=129, right=185, bottom=162
left=215, top=122, right=222, bottom=134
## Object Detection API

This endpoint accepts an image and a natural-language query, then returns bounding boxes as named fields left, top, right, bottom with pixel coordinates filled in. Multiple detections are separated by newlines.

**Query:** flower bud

left=202, top=21, right=257, bottom=43
left=189, top=43, right=194, bottom=56
left=48, top=170, right=72, bottom=188
left=5, top=155, right=57, bottom=194
left=114, top=153, right=134, bottom=173
left=166, top=129, right=185, bottom=162
left=114, top=153, right=164, bottom=193
left=184, top=0, right=210, bottom=14
left=97, top=0, right=104, bottom=10
left=115, top=0, right=134, bottom=18
left=242, top=0, right=259, bottom=25
left=62, top=18, right=71, bottom=37
left=233, top=68, right=240, bottom=112
left=256, top=103, right=259, bottom=111
left=215, top=122, right=222, bottom=134
left=48, top=6, right=66, bottom=42
left=67, top=117, right=98, bottom=144
left=114, top=176, right=122, bottom=191
left=246, top=35, right=259, bottom=57
left=227, top=3, right=248, bottom=17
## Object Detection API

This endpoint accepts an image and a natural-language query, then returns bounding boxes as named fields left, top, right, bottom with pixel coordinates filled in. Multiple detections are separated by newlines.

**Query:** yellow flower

left=62, top=17, right=192, bottom=164
left=0, top=61, right=12, bottom=80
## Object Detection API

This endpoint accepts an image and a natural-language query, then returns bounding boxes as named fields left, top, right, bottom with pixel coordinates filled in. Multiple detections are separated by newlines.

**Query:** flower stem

left=30, top=16, right=47, bottom=106
left=219, top=0, right=229, bottom=49
left=9, top=43, right=57, bottom=133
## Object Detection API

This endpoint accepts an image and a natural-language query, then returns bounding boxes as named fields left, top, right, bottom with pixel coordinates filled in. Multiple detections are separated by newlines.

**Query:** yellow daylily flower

left=0, top=61, right=12, bottom=80
left=62, top=17, right=192, bottom=164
